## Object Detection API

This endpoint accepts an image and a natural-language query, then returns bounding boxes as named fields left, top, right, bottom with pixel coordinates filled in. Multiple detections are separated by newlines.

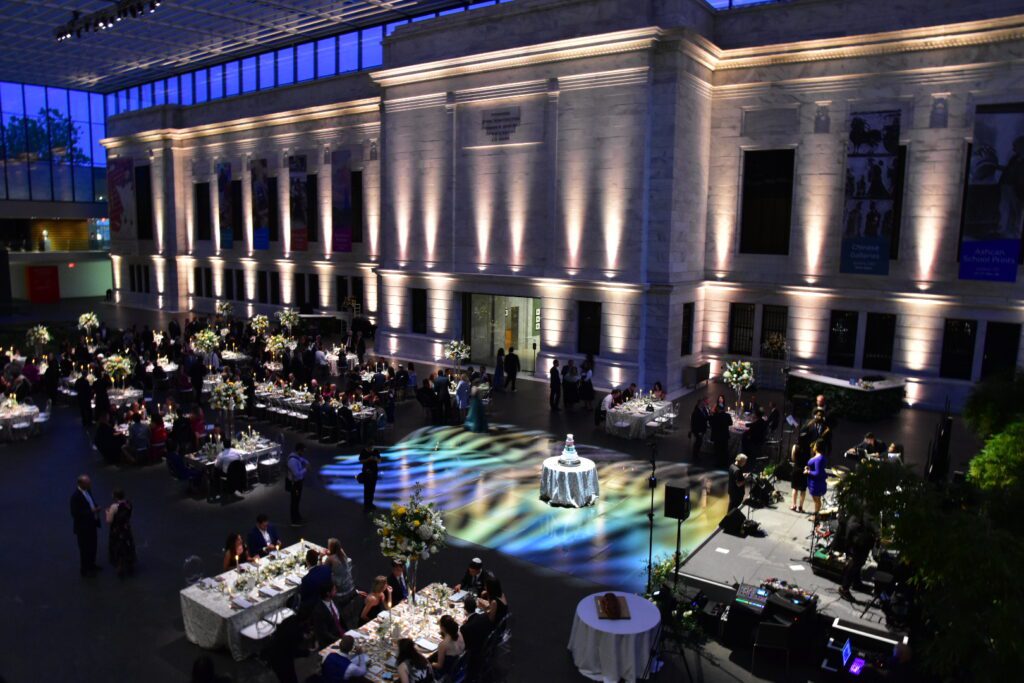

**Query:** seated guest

left=477, top=574, right=509, bottom=624
left=430, top=615, right=465, bottom=676
left=171, top=411, right=196, bottom=455
left=246, top=513, right=281, bottom=557
left=596, top=389, right=619, bottom=426
left=312, top=583, right=344, bottom=649
left=357, top=575, right=392, bottom=625
left=651, top=381, right=666, bottom=401
left=395, top=638, right=432, bottom=683
left=453, top=557, right=485, bottom=594
left=622, top=383, right=639, bottom=401
left=150, top=414, right=168, bottom=453
left=387, top=559, right=409, bottom=604
left=459, top=596, right=493, bottom=680
left=124, top=413, right=151, bottom=463
left=321, top=635, right=369, bottom=682
left=94, top=411, right=124, bottom=464
left=300, top=548, right=333, bottom=613
left=846, top=432, right=886, bottom=460
left=222, top=532, right=251, bottom=571
left=213, top=439, right=242, bottom=473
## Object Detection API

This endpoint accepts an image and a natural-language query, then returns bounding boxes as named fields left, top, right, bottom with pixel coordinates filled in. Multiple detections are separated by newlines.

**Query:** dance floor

left=322, top=425, right=730, bottom=592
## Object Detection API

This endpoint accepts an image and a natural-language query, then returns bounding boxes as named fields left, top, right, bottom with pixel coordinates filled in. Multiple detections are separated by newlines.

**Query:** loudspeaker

left=665, top=485, right=690, bottom=521
left=719, top=508, right=747, bottom=536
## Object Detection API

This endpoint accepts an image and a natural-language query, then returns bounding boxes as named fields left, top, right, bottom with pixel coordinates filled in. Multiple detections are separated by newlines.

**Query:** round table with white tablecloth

left=541, top=456, right=599, bottom=507
left=0, top=404, right=40, bottom=433
left=107, top=388, right=143, bottom=407
left=606, top=400, right=671, bottom=439
left=568, top=591, right=661, bottom=683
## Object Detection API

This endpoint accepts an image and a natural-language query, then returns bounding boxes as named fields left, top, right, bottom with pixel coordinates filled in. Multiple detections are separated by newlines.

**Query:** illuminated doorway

left=466, top=294, right=541, bottom=374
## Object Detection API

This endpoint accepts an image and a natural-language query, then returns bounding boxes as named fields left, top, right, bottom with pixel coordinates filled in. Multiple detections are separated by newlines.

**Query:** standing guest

left=715, top=394, right=727, bottom=412
left=493, top=348, right=505, bottom=392
left=246, top=513, right=281, bottom=557
left=790, top=437, right=812, bottom=514
left=562, top=360, right=580, bottom=411
left=727, top=454, right=749, bottom=512
left=286, top=442, right=309, bottom=526
left=455, top=373, right=471, bottom=422
left=430, top=615, right=466, bottom=677
left=388, top=559, right=409, bottom=604
left=395, top=638, right=432, bottom=683
left=358, top=575, right=392, bottom=625
left=312, top=583, right=344, bottom=649
left=503, top=347, right=520, bottom=392
left=765, top=400, right=781, bottom=436
left=548, top=359, right=561, bottom=411
left=689, top=398, right=711, bottom=459
left=321, top=635, right=370, bottom=682
left=70, top=474, right=102, bottom=577
left=168, top=318, right=181, bottom=341
left=74, top=372, right=93, bottom=426
left=709, top=405, right=733, bottom=467
left=358, top=446, right=381, bottom=513
left=299, top=548, right=333, bottom=614
left=106, top=488, right=136, bottom=577
left=454, top=557, right=485, bottom=594
left=93, top=373, right=111, bottom=421
left=579, top=361, right=595, bottom=410
left=805, top=440, right=828, bottom=518
left=222, top=532, right=251, bottom=571
left=326, top=538, right=356, bottom=604
left=742, top=409, right=768, bottom=462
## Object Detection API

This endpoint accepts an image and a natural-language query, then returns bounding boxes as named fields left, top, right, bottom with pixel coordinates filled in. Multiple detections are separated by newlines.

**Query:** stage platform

left=677, top=502, right=897, bottom=635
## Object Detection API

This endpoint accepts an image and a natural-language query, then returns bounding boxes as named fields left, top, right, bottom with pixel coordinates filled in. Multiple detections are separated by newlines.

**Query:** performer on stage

left=727, top=454, right=749, bottom=511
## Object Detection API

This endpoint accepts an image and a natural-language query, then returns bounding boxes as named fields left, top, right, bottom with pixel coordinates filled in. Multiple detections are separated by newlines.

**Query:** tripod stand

left=645, top=438, right=658, bottom=596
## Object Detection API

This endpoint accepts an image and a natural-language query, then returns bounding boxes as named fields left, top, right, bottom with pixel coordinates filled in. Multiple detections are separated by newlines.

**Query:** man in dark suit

left=387, top=559, right=409, bottom=604
left=312, top=582, right=344, bottom=649
left=710, top=407, right=733, bottom=467
left=689, top=398, right=710, bottom=459
left=503, top=347, right=520, bottom=392
left=74, top=373, right=93, bottom=427
left=246, top=514, right=281, bottom=557
left=742, top=409, right=768, bottom=462
left=549, top=359, right=561, bottom=411
left=70, top=474, right=101, bottom=576
left=299, top=549, right=333, bottom=617
left=454, top=557, right=485, bottom=594
left=460, top=595, right=494, bottom=681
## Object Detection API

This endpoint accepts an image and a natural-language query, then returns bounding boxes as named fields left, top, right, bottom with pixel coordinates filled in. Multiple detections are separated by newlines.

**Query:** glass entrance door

left=468, top=294, right=541, bottom=374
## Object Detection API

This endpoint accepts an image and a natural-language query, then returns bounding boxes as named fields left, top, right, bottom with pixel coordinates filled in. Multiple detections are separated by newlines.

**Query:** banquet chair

left=183, top=555, right=204, bottom=586
left=11, top=418, right=33, bottom=441
left=32, top=399, right=52, bottom=436
left=149, top=439, right=168, bottom=464
left=167, top=452, right=204, bottom=494
left=258, top=452, right=281, bottom=485
left=245, top=460, right=259, bottom=489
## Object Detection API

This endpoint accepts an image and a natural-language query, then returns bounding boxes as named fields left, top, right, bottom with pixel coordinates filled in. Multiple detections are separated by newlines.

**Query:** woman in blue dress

left=804, top=440, right=828, bottom=518
left=464, top=386, right=489, bottom=434
left=493, top=348, right=505, bottom=392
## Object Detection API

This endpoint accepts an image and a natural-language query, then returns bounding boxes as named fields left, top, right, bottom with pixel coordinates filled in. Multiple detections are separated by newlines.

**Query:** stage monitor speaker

left=719, top=508, right=746, bottom=536
left=665, top=485, right=690, bottom=521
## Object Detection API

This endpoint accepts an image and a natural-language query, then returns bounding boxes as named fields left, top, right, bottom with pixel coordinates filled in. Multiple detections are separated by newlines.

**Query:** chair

left=240, top=619, right=277, bottom=643
left=258, top=452, right=281, bottom=484
left=751, top=621, right=793, bottom=675
left=32, top=400, right=52, bottom=436
left=167, top=451, right=204, bottom=493
left=183, top=555, right=204, bottom=585
left=245, top=460, right=259, bottom=489
left=11, top=418, right=33, bottom=441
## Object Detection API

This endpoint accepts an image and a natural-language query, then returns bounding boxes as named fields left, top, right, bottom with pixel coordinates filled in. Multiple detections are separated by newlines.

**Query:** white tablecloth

left=108, top=388, right=143, bottom=407
left=568, top=592, right=661, bottom=683
left=0, top=405, right=39, bottom=429
left=180, top=542, right=319, bottom=660
left=606, top=401, right=671, bottom=439
left=541, top=456, right=599, bottom=507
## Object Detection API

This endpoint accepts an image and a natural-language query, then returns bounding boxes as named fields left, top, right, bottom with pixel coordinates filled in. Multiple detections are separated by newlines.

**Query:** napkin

left=414, top=638, right=438, bottom=652
left=285, top=574, right=302, bottom=586
left=450, top=590, right=468, bottom=603
left=272, top=578, right=288, bottom=591
left=231, top=596, right=253, bottom=610
left=259, top=586, right=279, bottom=598
left=345, top=629, right=368, bottom=640
left=199, top=578, right=218, bottom=589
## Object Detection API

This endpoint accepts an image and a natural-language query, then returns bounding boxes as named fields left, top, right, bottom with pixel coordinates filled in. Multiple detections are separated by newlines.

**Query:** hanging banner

left=840, top=110, right=901, bottom=275
left=959, top=103, right=1024, bottom=282
left=107, top=157, right=135, bottom=239
left=216, top=161, right=233, bottom=249
left=289, top=155, right=308, bottom=252
left=250, top=158, right=270, bottom=250
left=331, top=150, right=353, bottom=253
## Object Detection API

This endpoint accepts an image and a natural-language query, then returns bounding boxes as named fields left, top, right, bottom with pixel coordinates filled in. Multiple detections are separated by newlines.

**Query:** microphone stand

left=645, top=437, right=658, bottom=596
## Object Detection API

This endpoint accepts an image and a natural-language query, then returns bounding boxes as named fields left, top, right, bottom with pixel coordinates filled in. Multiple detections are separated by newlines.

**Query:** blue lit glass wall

left=0, top=81, right=107, bottom=202
left=106, top=1, right=511, bottom=117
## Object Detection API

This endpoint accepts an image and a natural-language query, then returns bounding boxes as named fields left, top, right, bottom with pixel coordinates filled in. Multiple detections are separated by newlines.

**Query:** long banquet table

left=180, top=541, right=323, bottom=660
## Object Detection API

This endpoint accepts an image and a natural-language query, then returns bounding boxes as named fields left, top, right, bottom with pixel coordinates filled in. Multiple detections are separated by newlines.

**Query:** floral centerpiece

left=251, top=314, right=270, bottom=336
left=152, top=331, right=164, bottom=347
left=103, top=354, right=134, bottom=386
left=191, top=328, right=220, bottom=355
left=722, top=360, right=755, bottom=408
left=374, top=484, right=448, bottom=605
left=210, top=381, right=247, bottom=411
left=761, top=332, right=789, bottom=361
left=236, top=427, right=264, bottom=452
left=443, top=340, right=471, bottom=369
left=26, top=325, right=51, bottom=354
left=78, top=312, right=99, bottom=335
left=265, top=334, right=291, bottom=359
left=215, top=300, right=234, bottom=318
left=276, top=308, right=300, bottom=332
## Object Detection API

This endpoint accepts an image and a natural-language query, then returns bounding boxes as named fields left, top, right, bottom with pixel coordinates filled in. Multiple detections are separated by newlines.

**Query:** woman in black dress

left=790, top=436, right=812, bottom=513
left=106, top=488, right=136, bottom=577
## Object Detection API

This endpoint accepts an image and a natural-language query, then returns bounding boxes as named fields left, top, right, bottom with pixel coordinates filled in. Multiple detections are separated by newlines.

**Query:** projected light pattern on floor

left=322, top=425, right=729, bottom=591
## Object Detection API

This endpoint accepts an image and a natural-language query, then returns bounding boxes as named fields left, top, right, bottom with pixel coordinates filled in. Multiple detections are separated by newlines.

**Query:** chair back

left=183, top=555, right=204, bottom=585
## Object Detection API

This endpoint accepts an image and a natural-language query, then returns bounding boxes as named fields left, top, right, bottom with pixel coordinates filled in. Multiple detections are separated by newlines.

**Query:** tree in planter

left=968, top=421, right=1024, bottom=492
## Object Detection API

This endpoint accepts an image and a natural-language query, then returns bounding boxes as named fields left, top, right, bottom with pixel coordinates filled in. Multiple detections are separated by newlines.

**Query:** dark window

left=194, top=183, right=212, bottom=241
left=739, top=149, right=794, bottom=255
left=577, top=301, right=602, bottom=356
left=267, top=177, right=279, bottom=242
left=193, top=267, right=201, bottom=297
left=135, top=166, right=153, bottom=240
left=827, top=310, right=859, bottom=367
left=889, top=146, right=908, bottom=260
left=129, top=264, right=137, bottom=292
left=270, top=271, right=281, bottom=305
left=306, top=174, right=319, bottom=242
left=411, top=288, right=428, bottom=334
left=224, top=268, right=234, bottom=301
left=335, top=276, right=349, bottom=311
left=351, top=170, right=364, bottom=243
left=680, top=302, right=695, bottom=356
left=230, top=180, right=243, bottom=244
left=760, top=305, right=788, bottom=359
left=257, top=271, right=269, bottom=304
left=728, top=303, right=755, bottom=355
left=981, top=322, right=1020, bottom=380
left=235, top=270, right=245, bottom=302
left=293, top=272, right=307, bottom=308
left=143, top=265, right=150, bottom=294
left=308, top=274, right=320, bottom=310
left=940, top=319, right=977, bottom=380
left=351, top=276, right=364, bottom=311
left=863, top=313, right=897, bottom=372
left=203, top=268, right=213, bottom=300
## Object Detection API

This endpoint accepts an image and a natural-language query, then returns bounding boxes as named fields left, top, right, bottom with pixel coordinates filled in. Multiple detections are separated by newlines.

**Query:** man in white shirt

left=597, top=389, right=620, bottom=427
left=214, top=443, right=244, bottom=498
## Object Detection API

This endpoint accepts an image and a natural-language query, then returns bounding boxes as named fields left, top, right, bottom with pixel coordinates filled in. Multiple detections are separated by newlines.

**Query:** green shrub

left=963, top=371, right=1024, bottom=438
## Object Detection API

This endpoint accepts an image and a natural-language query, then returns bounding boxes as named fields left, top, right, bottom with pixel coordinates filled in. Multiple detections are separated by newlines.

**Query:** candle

left=235, top=554, right=239, bottom=568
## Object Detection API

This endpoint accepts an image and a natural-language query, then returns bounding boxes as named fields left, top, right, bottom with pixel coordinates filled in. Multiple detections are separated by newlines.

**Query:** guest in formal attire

left=727, top=454, right=749, bottom=512
left=358, top=575, right=392, bottom=625
left=548, top=359, right=561, bottom=411
left=579, top=361, right=595, bottom=410
left=651, top=381, right=666, bottom=401
left=430, top=614, right=466, bottom=677
left=246, top=513, right=281, bottom=557
left=477, top=574, right=509, bottom=624
left=689, top=398, right=710, bottom=459
left=106, top=488, right=136, bottom=577
left=321, top=635, right=369, bottom=682
left=709, top=405, right=733, bottom=467
left=286, top=443, right=309, bottom=526
left=222, top=531, right=251, bottom=571
left=70, top=474, right=102, bottom=577
left=75, top=373, right=93, bottom=426
left=562, top=360, right=580, bottom=411
left=312, top=582, right=344, bottom=649
left=503, top=347, right=520, bottom=392
left=124, top=412, right=150, bottom=464
left=596, top=389, right=619, bottom=427
left=805, top=440, right=828, bottom=518
left=455, top=373, right=471, bottom=422
left=464, top=386, right=489, bottom=434
left=395, top=638, right=432, bottom=683
left=387, top=559, right=409, bottom=604
left=742, top=409, right=768, bottom=462
left=300, top=548, right=333, bottom=614
left=454, top=557, right=485, bottom=594
left=460, top=596, right=493, bottom=681
left=493, top=348, right=505, bottom=392
left=765, top=401, right=780, bottom=436
left=326, top=538, right=356, bottom=605
left=265, top=613, right=309, bottom=683
left=358, top=447, right=381, bottom=512
left=94, top=411, right=124, bottom=464
left=790, top=439, right=810, bottom=514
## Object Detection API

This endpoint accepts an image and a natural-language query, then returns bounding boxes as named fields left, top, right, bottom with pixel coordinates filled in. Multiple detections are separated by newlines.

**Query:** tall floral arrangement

left=103, top=354, right=134, bottom=384
left=251, top=314, right=270, bottom=336
left=722, top=360, right=754, bottom=407
left=215, top=300, right=234, bottom=318
left=276, top=308, right=300, bottom=332
left=152, top=331, right=164, bottom=348
left=210, top=381, right=247, bottom=411
left=374, top=484, right=447, bottom=605
left=26, top=325, right=52, bottom=351
left=191, top=329, right=220, bottom=354
left=443, top=340, right=471, bottom=368
left=78, top=312, right=99, bottom=334
left=265, top=334, right=291, bottom=359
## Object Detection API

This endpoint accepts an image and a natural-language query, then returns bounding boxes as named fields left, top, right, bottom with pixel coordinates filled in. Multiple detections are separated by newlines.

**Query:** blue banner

left=250, top=158, right=270, bottom=250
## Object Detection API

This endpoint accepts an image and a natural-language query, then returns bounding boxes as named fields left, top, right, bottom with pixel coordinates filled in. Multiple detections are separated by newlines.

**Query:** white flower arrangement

left=250, top=314, right=270, bottom=336
left=220, top=328, right=230, bottom=337
left=722, top=360, right=755, bottom=393
left=236, top=427, right=264, bottom=452
left=215, top=300, right=234, bottom=317
left=78, top=312, right=99, bottom=333
left=191, top=329, right=220, bottom=354
left=103, top=354, right=135, bottom=382
left=26, top=325, right=52, bottom=348
left=265, top=334, right=291, bottom=359
left=152, top=331, right=164, bottom=347
left=443, top=339, right=471, bottom=361
left=374, top=484, right=448, bottom=563
left=761, top=332, right=789, bottom=360
left=210, top=381, right=247, bottom=411
left=276, top=308, right=300, bottom=331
